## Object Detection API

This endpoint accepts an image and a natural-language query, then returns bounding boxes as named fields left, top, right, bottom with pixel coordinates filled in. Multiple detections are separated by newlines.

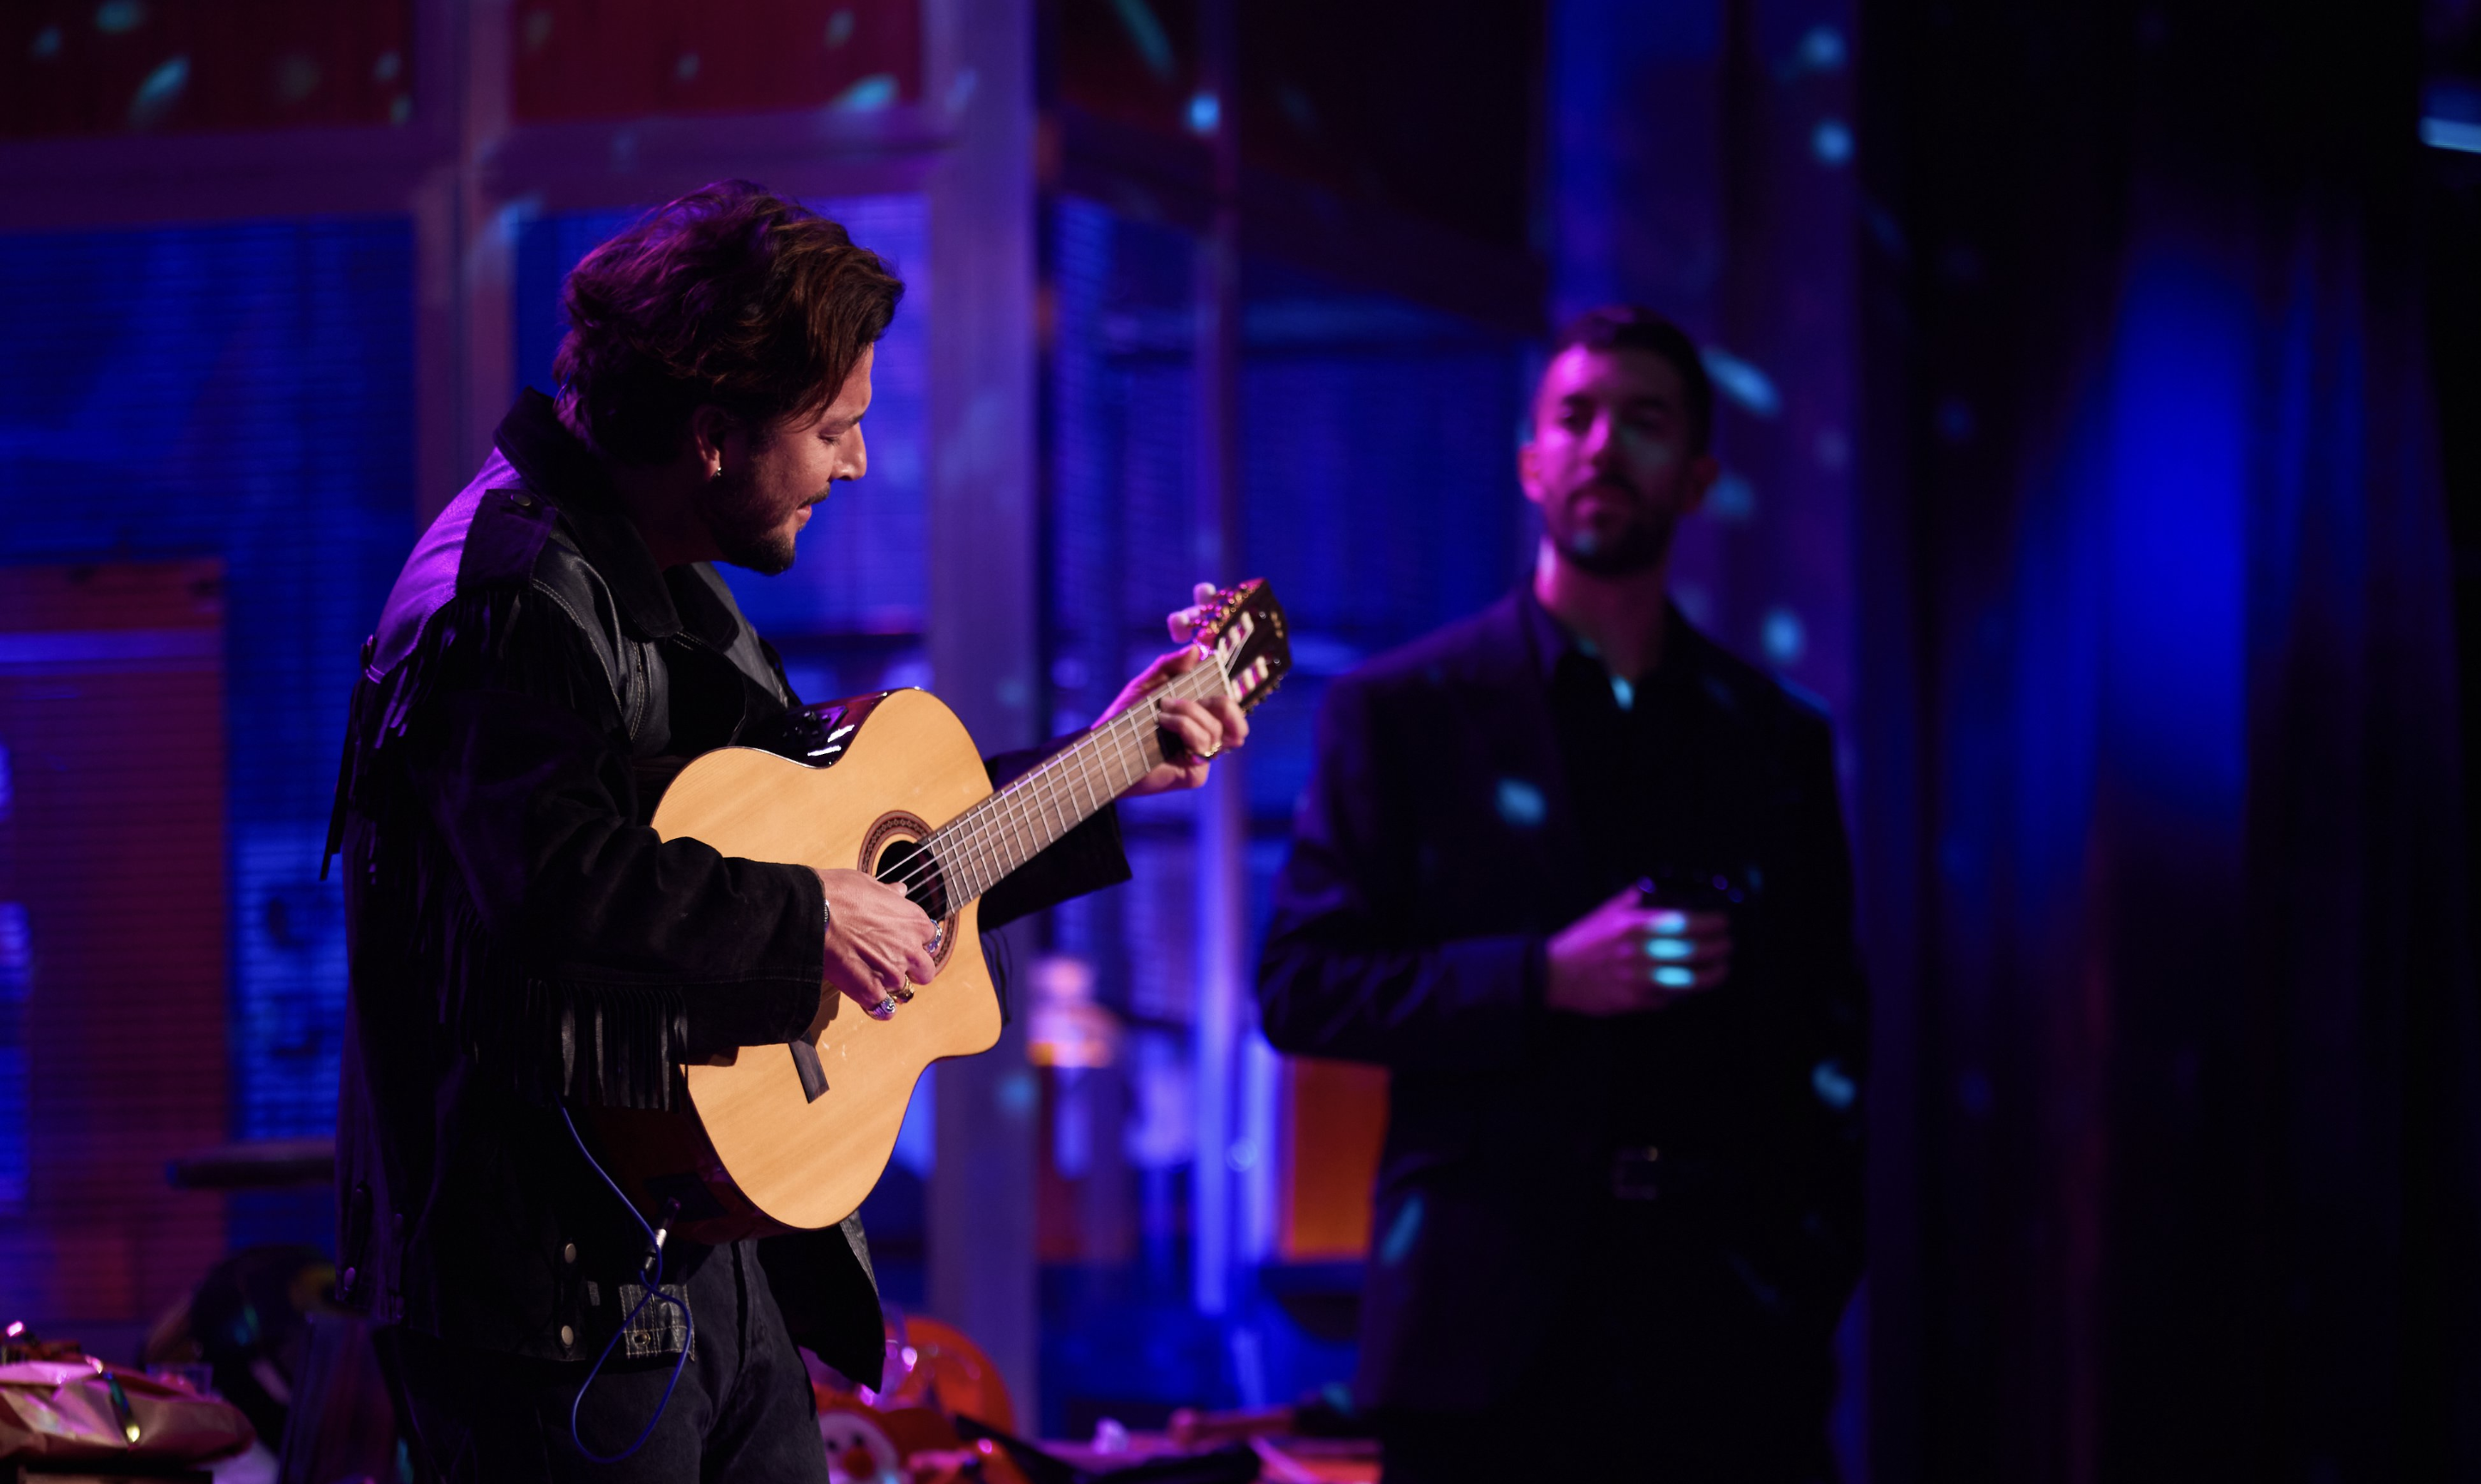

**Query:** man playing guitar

left=327, top=179, right=1244, bottom=1480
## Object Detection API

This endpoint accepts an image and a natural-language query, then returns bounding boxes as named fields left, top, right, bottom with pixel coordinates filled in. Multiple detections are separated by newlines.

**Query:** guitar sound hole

left=875, top=837, right=951, bottom=922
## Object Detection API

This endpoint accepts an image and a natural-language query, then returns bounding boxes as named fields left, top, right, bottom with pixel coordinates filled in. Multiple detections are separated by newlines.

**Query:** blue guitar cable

left=559, top=1107, right=695, bottom=1464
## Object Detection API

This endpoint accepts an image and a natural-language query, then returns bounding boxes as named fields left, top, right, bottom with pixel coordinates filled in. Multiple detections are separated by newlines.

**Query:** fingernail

left=1648, top=910, right=1687, bottom=933
left=1645, top=937, right=1691, bottom=961
left=1652, top=966, right=1695, bottom=988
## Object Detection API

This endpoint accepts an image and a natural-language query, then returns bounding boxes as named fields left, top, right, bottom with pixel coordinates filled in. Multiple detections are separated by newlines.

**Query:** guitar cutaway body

left=600, top=688, right=999, bottom=1241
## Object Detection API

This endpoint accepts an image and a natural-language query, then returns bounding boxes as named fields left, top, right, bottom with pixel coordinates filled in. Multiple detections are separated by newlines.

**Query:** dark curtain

left=1856, top=1, right=2481, bottom=1479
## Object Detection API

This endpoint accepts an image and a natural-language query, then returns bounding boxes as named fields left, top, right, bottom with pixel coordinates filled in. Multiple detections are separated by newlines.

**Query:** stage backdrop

left=1856, top=0, right=2481, bottom=1479
left=0, top=215, right=415, bottom=1326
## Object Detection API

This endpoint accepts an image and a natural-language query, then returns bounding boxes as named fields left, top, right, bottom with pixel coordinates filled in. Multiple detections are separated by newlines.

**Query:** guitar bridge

left=788, top=1039, right=829, bottom=1102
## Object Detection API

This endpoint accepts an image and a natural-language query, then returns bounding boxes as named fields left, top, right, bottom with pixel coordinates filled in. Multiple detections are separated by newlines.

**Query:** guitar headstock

left=1188, top=578, right=1292, bottom=714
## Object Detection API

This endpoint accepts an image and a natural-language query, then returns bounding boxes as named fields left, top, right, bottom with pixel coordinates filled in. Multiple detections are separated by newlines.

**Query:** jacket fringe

left=334, top=582, right=690, bottom=1111
left=423, top=886, right=691, bottom=1110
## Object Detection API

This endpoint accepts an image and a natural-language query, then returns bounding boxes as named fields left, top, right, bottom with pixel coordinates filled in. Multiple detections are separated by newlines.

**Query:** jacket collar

left=493, top=389, right=689, bottom=642
left=1514, top=580, right=1713, bottom=698
left=1447, top=591, right=1547, bottom=692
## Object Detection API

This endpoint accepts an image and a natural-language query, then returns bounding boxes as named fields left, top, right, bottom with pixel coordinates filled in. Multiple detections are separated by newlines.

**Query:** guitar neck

left=921, top=661, right=1230, bottom=907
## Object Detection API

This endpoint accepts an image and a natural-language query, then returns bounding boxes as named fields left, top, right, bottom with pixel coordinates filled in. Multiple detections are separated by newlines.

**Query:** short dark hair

left=555, top=180, right=905, bottom=466
left=1548, top=305, right=1715, bottom=454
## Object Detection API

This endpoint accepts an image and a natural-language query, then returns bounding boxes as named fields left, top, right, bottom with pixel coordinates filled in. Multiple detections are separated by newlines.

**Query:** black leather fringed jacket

left=326, top=390, right=1129, bottom=1384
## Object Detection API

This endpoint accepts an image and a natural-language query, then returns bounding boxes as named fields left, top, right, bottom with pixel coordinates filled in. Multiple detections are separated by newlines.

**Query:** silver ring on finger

left=866, top=993, right=900, bottom=1021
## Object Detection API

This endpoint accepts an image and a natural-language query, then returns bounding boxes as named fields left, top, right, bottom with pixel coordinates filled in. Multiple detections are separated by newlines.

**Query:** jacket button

left=559, top=1325, right=575, bottom=1348
left=563, top=1242, right=578, bottom=1264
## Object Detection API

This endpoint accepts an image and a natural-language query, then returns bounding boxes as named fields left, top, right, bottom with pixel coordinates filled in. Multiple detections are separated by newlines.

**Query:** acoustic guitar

left=597, top=580, right=1292, bottom=1243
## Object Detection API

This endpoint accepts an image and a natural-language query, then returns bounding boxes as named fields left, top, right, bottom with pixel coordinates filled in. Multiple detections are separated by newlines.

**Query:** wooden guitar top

left=649, top=688, right=999, bottom=1232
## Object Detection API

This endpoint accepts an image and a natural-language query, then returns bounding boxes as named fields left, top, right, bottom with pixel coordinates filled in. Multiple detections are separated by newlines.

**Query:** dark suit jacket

left=1257, top=592, right=1866, bottom=1412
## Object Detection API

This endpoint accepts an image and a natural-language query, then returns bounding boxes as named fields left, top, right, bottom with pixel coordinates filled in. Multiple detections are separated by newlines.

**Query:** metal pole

left=926, top=0, right=1042, bottom=1404
left=1190, top=0, right=1245, bottom=1318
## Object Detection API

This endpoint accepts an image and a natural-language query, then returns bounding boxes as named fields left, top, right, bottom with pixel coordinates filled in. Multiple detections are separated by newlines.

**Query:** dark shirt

left=1523, top=589, right=1752, bottom=1146
left=1527, top=588, right=1711, bottom=896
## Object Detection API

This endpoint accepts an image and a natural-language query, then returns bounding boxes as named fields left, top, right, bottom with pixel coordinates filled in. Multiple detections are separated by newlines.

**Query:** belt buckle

left=1609, top=1145, right=1663, bottom=1202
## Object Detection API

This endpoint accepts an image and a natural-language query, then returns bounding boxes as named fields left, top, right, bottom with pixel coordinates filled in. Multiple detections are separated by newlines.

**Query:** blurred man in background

left=1259, top=306, right=1866, bottom=1481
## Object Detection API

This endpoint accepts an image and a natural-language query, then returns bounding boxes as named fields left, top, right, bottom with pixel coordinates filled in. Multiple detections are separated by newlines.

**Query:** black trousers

left=1379, top=1197, right=1842, bottom=1483
left=377, top=1241, right=830, bottom=1483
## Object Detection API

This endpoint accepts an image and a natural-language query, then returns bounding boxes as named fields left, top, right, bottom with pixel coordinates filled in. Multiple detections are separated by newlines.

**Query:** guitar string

left=891, top=666, right=1199, bottom=902
left=878, top=689, right=1156, bottom=901
left=904, top=715, right=1114, bottom=904
left=872, top=660, right=1230, bottom=903
left=919, top=656, right=1211, bottom=896
left=939, top=694, right=1097, bottom=896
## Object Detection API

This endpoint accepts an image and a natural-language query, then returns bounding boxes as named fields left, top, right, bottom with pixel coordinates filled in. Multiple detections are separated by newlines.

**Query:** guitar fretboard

left=896, top=660, right=1232, bottom=908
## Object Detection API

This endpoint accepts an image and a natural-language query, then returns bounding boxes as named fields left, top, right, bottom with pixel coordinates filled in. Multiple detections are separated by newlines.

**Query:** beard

left=692, top=467, right=801, bottom=576
left=1542, top=480, right=1679, bottom=576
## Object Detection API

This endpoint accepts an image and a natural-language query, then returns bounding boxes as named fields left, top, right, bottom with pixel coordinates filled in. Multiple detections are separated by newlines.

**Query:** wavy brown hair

left=553, top=180, right=905, bottom=466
